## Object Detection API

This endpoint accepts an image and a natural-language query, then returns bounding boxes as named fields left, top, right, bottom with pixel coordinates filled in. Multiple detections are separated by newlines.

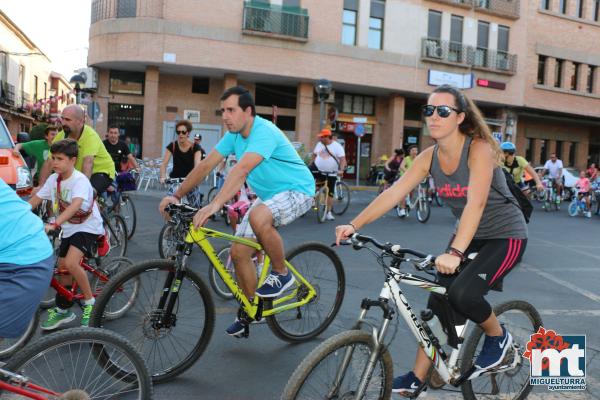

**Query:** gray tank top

left=430, top=137, right=527, bottom=239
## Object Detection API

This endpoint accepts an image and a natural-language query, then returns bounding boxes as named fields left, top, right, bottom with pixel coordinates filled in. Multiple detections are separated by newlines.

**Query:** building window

left=191, top=77, right=209, bottom=94
left=109, top=70, right=145, bottom=95
left=368, top=0, right=385, bottom=49
left=537, top=55, right=547, bottom=84
left=342, top=0, right=358, bottom=46
left=571, top=62, right=580, bottom=90
left=540, top=140, right=547, bottom=164
left=559, top=0, right=567, bottom=13
left=541, top=0, right=551, bottom=10
left=117, top=0, right=136, bottom=18
left=587, top=66, right=596, bottom=93
left=255, top=83, right=297, bottom=109
left=283, top=0, right=300, bottom=7
left=449, top=15, right=464, bottom=63
left=336, top=92, right=375, bottom=115
left=0, top=53, right=6, bottom=82
left=594, top=0, right=600, bottom=21
left=554, top=59, right=563, bottom=88
left=525, top=138, right=533, bottom=161
left=556, top=140, right=563, bottom=159
left=569, top=142, right=576, bottom=165
left=34, top=75, right=38, bottom=101
left=43, top=82, right=47, bottom=101
left=576, top=0, right=583, bottom=17
left=428, top=10, right=442, bottom=40
left=497, top=25, right=510, bottom=70
left=476, top=21, right=490, bottom=67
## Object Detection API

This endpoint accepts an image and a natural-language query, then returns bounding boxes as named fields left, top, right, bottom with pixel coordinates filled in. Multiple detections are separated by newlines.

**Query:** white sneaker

left=585, top=211, right=592, bottom=218
left=325, top=211, right=335, bottom=221
left=398, top=208, right=406, bottom=217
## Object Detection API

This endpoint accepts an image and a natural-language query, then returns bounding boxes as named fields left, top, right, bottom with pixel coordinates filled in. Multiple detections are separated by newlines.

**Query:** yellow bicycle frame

left=186, top=225, right=317, bottom=320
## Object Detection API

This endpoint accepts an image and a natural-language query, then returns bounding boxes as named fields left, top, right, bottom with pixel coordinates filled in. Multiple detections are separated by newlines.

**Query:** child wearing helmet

left=501, top=141, right=543, bottom=195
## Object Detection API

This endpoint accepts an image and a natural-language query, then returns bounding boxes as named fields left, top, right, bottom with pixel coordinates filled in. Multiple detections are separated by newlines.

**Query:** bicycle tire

left=568, top=200, right=579, bottom=217
left=207, top=186, right=218, bottom=221
left=89, top=259, right=215, bottom=383
left=332, top=181, right=351, bottom=215
left=282, top=330, right=393, bottom=400
left=158, top=222, right=177, bottom=259
left=0, top=308, right=39, bottom=360
left=120, top=194, right=137, bottom=239
left=316, top=187, right=328, bottom=223
left=90, top=257, right=138, bottom=320
left=460, top=300, right=543, bottom=400
left=105, top=214, right=128, bottom=259
left=5, top=327, right=153, bottom=400
left=208, top=246, right=236, bottom=300
left=266, top=242, right=345, bottom=342
left=416, top=198, right=431, bottom=223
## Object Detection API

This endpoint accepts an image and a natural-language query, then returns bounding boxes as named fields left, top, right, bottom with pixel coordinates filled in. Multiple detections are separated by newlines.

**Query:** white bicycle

left=396, top=179, right=431, bottom=223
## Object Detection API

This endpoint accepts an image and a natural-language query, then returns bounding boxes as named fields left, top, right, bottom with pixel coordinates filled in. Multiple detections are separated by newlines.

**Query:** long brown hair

left=432, top=85, right=502, bottom=164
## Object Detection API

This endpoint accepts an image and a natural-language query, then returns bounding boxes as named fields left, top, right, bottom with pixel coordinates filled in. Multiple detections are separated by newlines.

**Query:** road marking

left=522, top=262, right=600, bottom=303
left=527, top=309, right=600, bottom=317
left=529, top=237, right=600, bottom=262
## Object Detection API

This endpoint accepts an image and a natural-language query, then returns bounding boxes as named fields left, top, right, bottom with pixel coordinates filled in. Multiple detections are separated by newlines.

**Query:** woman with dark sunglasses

left=159, top=119, right=204, bottom=205
left=335, top=84, right=528, bottom=396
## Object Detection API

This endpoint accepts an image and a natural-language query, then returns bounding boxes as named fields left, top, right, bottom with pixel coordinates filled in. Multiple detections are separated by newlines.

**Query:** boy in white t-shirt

left=29, top=139, right=105, bottom=329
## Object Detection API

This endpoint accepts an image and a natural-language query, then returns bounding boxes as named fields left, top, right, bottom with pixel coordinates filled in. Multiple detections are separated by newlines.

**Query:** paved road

left=29, top=187, right=600, bottom=399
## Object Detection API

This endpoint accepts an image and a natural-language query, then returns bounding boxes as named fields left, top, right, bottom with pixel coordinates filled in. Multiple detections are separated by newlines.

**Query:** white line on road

left=522, top=262, right=600, bottom=303
left=529, top=237, right=600, bottom=262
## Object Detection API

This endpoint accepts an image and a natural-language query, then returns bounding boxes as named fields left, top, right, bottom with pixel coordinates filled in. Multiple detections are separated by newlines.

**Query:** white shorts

left=235, top=191, right=312, bottom=238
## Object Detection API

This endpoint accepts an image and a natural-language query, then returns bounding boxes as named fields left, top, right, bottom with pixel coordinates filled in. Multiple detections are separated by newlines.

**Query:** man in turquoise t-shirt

left=159, top=86, right=314, bottom=337
left=12, top=125, right=57, bottom=183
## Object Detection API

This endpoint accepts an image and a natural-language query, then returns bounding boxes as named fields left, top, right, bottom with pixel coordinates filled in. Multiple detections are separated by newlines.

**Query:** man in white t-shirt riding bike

left=543, top=153, right=563, bottom=205
left=311, top=128, right=347, bottom=221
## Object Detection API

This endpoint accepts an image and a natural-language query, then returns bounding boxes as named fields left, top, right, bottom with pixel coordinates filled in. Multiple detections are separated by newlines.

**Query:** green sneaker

left=81, top=304, right=94, bottom=327
left=41, top=308, right=76, bottom=331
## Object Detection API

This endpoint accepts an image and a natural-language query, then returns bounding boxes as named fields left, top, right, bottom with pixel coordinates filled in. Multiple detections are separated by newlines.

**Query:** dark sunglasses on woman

left=422, top=105, right=461, bottom=118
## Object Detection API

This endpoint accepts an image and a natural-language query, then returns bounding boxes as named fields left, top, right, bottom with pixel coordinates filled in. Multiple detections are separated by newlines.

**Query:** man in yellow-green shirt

left=37, top=105, right=115, bottom=194
left=397, top=145, right=419, bottom=217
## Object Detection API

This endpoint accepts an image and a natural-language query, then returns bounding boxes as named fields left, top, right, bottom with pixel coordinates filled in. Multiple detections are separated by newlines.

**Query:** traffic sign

left=354, top=123, right=365, bottom=137
left=87, top=101, right=100, bottom=120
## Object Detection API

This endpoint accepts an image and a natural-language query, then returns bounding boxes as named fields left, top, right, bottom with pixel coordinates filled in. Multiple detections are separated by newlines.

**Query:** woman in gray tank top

left=335, top=84, right=527, bottom=395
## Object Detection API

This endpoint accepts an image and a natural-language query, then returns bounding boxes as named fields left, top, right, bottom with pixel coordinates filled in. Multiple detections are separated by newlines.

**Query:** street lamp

left=69, top=73, right=86, bottom=104
left=314, top=79, right=332, bottom=130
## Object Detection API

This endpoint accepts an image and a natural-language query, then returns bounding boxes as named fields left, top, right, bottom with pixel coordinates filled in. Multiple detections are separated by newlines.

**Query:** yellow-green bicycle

left=90, top=203, right=345, bottom=382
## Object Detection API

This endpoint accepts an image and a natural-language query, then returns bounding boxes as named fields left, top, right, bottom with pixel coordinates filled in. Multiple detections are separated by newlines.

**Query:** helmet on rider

left=500, top=142, right=516, bottom=153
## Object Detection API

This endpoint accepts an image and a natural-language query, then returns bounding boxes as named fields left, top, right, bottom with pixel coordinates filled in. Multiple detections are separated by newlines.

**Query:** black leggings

left=428, top=238, right=527, bottom=326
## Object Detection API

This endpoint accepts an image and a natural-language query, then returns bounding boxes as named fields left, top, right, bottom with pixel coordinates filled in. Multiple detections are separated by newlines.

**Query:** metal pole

left=356, top=136, right=361, bottom=187
left=319, top=99, right=326, bottom=130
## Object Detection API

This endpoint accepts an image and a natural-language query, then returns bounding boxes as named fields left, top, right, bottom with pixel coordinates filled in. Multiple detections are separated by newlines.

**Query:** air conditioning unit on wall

left=75, top=67, right=98, bottom=90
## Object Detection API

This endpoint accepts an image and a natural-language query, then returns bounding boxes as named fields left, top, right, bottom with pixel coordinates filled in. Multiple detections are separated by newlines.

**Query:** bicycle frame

left=0, top=367, right=61, bottom=400
left=50, top=258, right=108, bottom=303
left=165, top=226, right=318, bottom=321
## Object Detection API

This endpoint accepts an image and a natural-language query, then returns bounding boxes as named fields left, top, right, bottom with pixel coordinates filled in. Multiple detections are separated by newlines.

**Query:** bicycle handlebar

left=164, top=203, right=198, bottom=218
left=165, top=177, right=186, bottom=184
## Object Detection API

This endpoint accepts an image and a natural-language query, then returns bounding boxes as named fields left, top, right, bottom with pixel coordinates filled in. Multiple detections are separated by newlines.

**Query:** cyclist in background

left=383, top=148, right=403, bottom=189
left=12, top=125, right=57, bottom=186
left=543, top=153, right=564, bottom=207
left=0, top=179, right=54, bottom=339
left=311, top=128, right=346, bottom=221
left=500, top=142, right=543, bottom=196
left=574, top=170, right=592, bottom=218
left=397, top=145, right=418, bottom=217
left=335, top=84, right=527, bottom=396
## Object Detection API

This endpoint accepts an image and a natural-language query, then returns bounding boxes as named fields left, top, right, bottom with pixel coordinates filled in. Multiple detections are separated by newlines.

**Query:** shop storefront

left=335, top=115, right=377, bottom=180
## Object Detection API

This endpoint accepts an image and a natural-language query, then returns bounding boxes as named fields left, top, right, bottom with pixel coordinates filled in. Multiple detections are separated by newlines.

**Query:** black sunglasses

left=176, top=130, right=188, bottom=135
left=422, top=105, right=461, bottom=118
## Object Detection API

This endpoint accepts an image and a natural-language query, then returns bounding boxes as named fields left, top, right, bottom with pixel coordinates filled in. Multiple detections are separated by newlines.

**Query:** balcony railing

left=421, top=38, right=518, bottom=74
left=91, top=0, right=138, bottom=23
left=16, top=91, right=31, bottom=111
left=426, top=0, right=520, bottom=18
left=242, top=1, right=309, bottom=41
left=0, top=81, right=15, bottom=107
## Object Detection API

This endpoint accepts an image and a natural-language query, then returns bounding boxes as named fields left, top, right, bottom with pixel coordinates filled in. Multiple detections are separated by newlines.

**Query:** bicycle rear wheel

left=105, top=214, right=128, bottom=259
left=568, top=200, right=579, bottom=217
left=89, top=259, right=215, bottom=383
left=0, top=308, right=39, bottom=360
left=332, top=181, right=351, bottom=215
left=460, top=300, right=543, bottom=400
left=282, top=330, right=393, bottom=400
left=416, top=198, right=431, bottom=223
left=208, top=246, right=236, bottom=300
left=158, top=222, right=177, bottom=259
left=91, top=257, right=138, bottom=320
left=120, top=194, right=137, bottom=239
left=266, top=242, right=345, bottom=342
left=5, top=327, right=152, bottom=400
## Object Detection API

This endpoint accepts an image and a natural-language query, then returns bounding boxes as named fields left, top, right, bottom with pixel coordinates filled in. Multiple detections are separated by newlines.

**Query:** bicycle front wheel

left=316, top=187, right=328, bottom=223
left=266, top=242, right=345, bottom=342
left=0, top=308, right=39, bottom=360
left=460, top=300, right=543, bottom=400
left=5, top=327, right=152, bottom=400
left=332, top=181, right=351, bottom=215
left=105, top=213, right=128, bottom=259
left=120, top=194, right=137, bottom=239
left=568, top=200, right=579, bottom=217
left=89, top=259, right=215, bottom=383
left=416, top=198, right=431, bottom=223
left=282, top=330, right=393, bottom=400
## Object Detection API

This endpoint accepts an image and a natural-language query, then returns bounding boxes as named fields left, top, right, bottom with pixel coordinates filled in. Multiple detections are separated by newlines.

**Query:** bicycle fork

left=152, top=249, right=191, bottom=330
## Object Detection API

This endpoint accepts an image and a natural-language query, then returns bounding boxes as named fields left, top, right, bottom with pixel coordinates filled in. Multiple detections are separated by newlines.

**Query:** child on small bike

left=574, top=170, right=592, bottom=218
left=226, top=182, right=256, bottom=233
left=29, top=139, right=105, bottom=329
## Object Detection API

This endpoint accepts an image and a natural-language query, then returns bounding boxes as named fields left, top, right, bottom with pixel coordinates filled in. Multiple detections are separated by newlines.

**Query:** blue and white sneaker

left=470, top=325, right=513, bottom=379
left=255, top=271, right=296, bottom=298
left=226, top=318, right=247, bottom=337
left=392, top=371, right=427, bottom=397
